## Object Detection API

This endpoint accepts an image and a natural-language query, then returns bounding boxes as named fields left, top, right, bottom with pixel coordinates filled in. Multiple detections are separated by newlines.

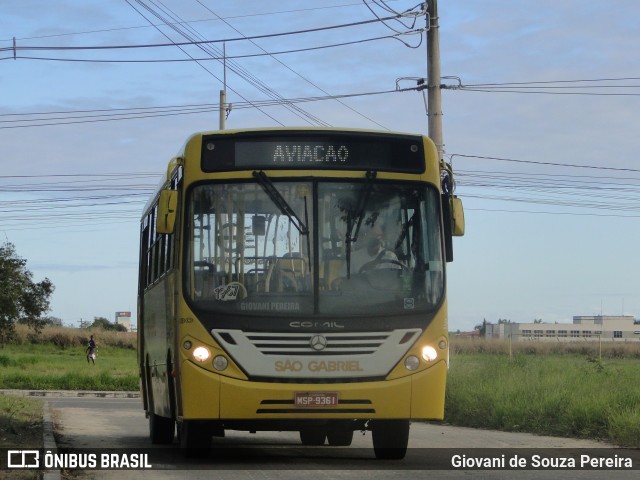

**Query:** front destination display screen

left=201, top=131, right=426, bottom=173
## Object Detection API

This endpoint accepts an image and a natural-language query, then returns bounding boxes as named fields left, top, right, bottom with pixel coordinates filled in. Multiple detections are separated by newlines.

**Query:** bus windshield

left=185, top=180, right=443, bottom=316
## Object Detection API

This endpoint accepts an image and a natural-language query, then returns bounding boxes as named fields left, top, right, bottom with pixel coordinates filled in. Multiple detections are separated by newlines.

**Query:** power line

left=1, top=1, right=371, bottom=42
left=125, top=0, right=285, bottom=126
left=0, top=87, right=412, bottom=129
left=458, top=88, right=640, bottom=97
left=363, top=0, right=423, bottom=36
left=0, top=172, right=157, bottom=178
left=449, top=153, right=640, bottom=173
left=6, top=32, right=413, bottom=63
left=432, top=76, right=640, bottom=97
left=2, top=13, right=406, bottom=52
left=193, top=0, right=387, bottom=130
left=451, top=151, right=640, bottom=218
left=462, top=77, right=640, bottom=87
left=144, top=0, right=328, bottom=127
left=127, top=0, right=334, bottom=127
left=466, top=208, right=640, bottom=218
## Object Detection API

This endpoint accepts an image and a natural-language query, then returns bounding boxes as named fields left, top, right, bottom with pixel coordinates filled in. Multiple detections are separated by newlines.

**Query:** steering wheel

left=359, top=259, right=408, bottom=274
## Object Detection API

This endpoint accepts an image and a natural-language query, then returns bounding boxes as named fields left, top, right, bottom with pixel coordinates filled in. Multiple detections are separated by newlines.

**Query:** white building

left=115, top=311, right=133, bottom=332
left=485, top=315, right=640, bottom=342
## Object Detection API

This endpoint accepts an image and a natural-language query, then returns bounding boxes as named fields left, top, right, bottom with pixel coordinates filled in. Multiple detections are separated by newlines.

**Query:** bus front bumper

left=180, top=358, right=446, bottom=422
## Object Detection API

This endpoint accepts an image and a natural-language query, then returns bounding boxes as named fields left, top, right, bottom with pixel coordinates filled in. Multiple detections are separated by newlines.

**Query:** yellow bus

left=138, top=128, right=464, bottom=459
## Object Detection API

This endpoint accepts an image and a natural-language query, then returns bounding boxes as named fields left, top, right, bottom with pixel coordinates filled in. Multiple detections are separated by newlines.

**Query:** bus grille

left=244, top=332, right=389, bottom=356
left=211, top=328, right=422, bottom=379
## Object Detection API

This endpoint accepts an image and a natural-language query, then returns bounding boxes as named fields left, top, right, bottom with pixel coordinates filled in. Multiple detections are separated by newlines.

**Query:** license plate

left=295, top=391, right=339, bottom=407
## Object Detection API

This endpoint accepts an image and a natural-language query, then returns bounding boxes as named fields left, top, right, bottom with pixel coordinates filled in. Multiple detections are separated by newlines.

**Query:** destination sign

left=200, top=131, right=425, bottom=173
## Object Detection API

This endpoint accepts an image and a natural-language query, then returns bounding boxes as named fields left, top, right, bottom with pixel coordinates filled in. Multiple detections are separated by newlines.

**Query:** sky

left=1, top=0, right=639, bottom=332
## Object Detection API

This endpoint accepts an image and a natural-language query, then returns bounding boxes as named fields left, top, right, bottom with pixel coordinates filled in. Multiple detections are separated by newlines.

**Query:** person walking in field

left=86, top=335, right=97, bottom=364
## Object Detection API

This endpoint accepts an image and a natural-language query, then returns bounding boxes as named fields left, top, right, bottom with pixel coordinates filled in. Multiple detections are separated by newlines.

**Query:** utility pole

left=219, top=42, right=227, bottom=130
left=426, top=0, right=444, bottom=162
left=219, top=90, right=227, bottom=130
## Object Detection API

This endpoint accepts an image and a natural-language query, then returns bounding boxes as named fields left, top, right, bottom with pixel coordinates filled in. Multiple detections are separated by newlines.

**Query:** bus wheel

left=327, top=423, right=354, bottom=446
left=299, top=427, right=326, bottom=446
left=179, top=420, right=211, bottom=457
left=371, top=420, right=409, bottom=460
left=149, top=412, right=175, bottom=444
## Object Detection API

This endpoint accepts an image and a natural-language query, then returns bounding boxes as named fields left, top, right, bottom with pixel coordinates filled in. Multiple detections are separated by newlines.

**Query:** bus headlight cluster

left=404, top=345, right=440, bottom=371
left=183, top=340, right=229, bottom=371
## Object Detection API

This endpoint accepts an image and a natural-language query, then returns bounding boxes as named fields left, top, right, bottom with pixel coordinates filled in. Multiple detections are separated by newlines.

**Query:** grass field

left=0, top=342, right=138, bottom=391
left=446, top=339, right=640, bottom=448
left=0, top=324, right=138, bottom=391
left=0, top=395, right=42, bottom=449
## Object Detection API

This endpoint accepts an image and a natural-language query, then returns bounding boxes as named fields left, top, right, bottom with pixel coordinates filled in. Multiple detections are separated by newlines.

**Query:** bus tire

left=326, top=423, right=354, bottom=446
left=149, top=412, right=175, bottom=444
left=371, top=420, right=409, bottom=460
left=179, top=420, right=211, bottom=457
left=299, top=427, right=326, bottom=446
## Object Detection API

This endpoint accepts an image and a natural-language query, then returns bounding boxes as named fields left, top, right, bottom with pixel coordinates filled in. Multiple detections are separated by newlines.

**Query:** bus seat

left=321, top=258, right=344, bottom=291
left=268, top=256, right=309, bottom=293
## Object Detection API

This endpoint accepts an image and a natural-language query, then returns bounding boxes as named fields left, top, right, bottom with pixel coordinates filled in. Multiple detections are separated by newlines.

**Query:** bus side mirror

left=451, top=197, right=465, bottom=237
left=157, top=190, right=178, bottom=234
left=443, top=195, right=465, bottom=262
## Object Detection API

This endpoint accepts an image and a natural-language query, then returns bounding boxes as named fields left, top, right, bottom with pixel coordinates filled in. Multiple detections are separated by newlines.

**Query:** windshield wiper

left=253, top=171, right=309, bottom=235
left=345, top=170, right=377, bottom=278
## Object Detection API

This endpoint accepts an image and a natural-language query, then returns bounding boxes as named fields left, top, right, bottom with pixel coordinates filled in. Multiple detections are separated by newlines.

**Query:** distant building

left=485, top=315, right=639, bottom=342
left=115, top=311, right=133, bottom=332
left=455, top=330, right=481, bottom=338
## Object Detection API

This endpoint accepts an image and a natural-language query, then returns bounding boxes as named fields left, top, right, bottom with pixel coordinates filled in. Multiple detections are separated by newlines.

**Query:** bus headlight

left=422, top=346, right=438, bottom=362
left=404, top=355, right=420, bottom=371
left=192, top=346, right=211, bottom=362
left=213, top=355, right=228, bottom=371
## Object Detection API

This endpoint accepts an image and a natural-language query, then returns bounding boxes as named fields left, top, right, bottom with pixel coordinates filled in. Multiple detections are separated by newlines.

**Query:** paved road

left=47, top=396, right=638, bottom=480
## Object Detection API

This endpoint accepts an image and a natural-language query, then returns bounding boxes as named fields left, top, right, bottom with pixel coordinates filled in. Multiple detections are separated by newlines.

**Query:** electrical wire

left=129, top=0, right=327, bottom=127
left=462, top=77, right=640, bottom=86
left=194, top=0, right=387, bottom=130
left=125, top=0, right=285, bottom=126
left=0, top=87, right=413, bottom=129
left=0, top=1, right=371, bottom=42
left=459, top=88, right=640, bottom=97
left=6, top=32, right=415, bottom=63
left=147, top=0, right=328, bottom=127
left=449, top=152, right=640, bottom=218
left=1, top=13, right=406, bottom=52
left=4, top=147, right=640, bottom=237
left=449, top=154, right=640, bottom=173
left=0, top=171, right=156, bottom=231
left=362, top=0, right=423, bottom=35
left=1, top=2, right=426, bottom=130
left=452, top=77, right=640, bottom=97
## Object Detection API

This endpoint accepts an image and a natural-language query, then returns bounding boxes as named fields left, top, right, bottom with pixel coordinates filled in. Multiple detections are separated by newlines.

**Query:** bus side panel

left=143, top=275, right=176, bottom=418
